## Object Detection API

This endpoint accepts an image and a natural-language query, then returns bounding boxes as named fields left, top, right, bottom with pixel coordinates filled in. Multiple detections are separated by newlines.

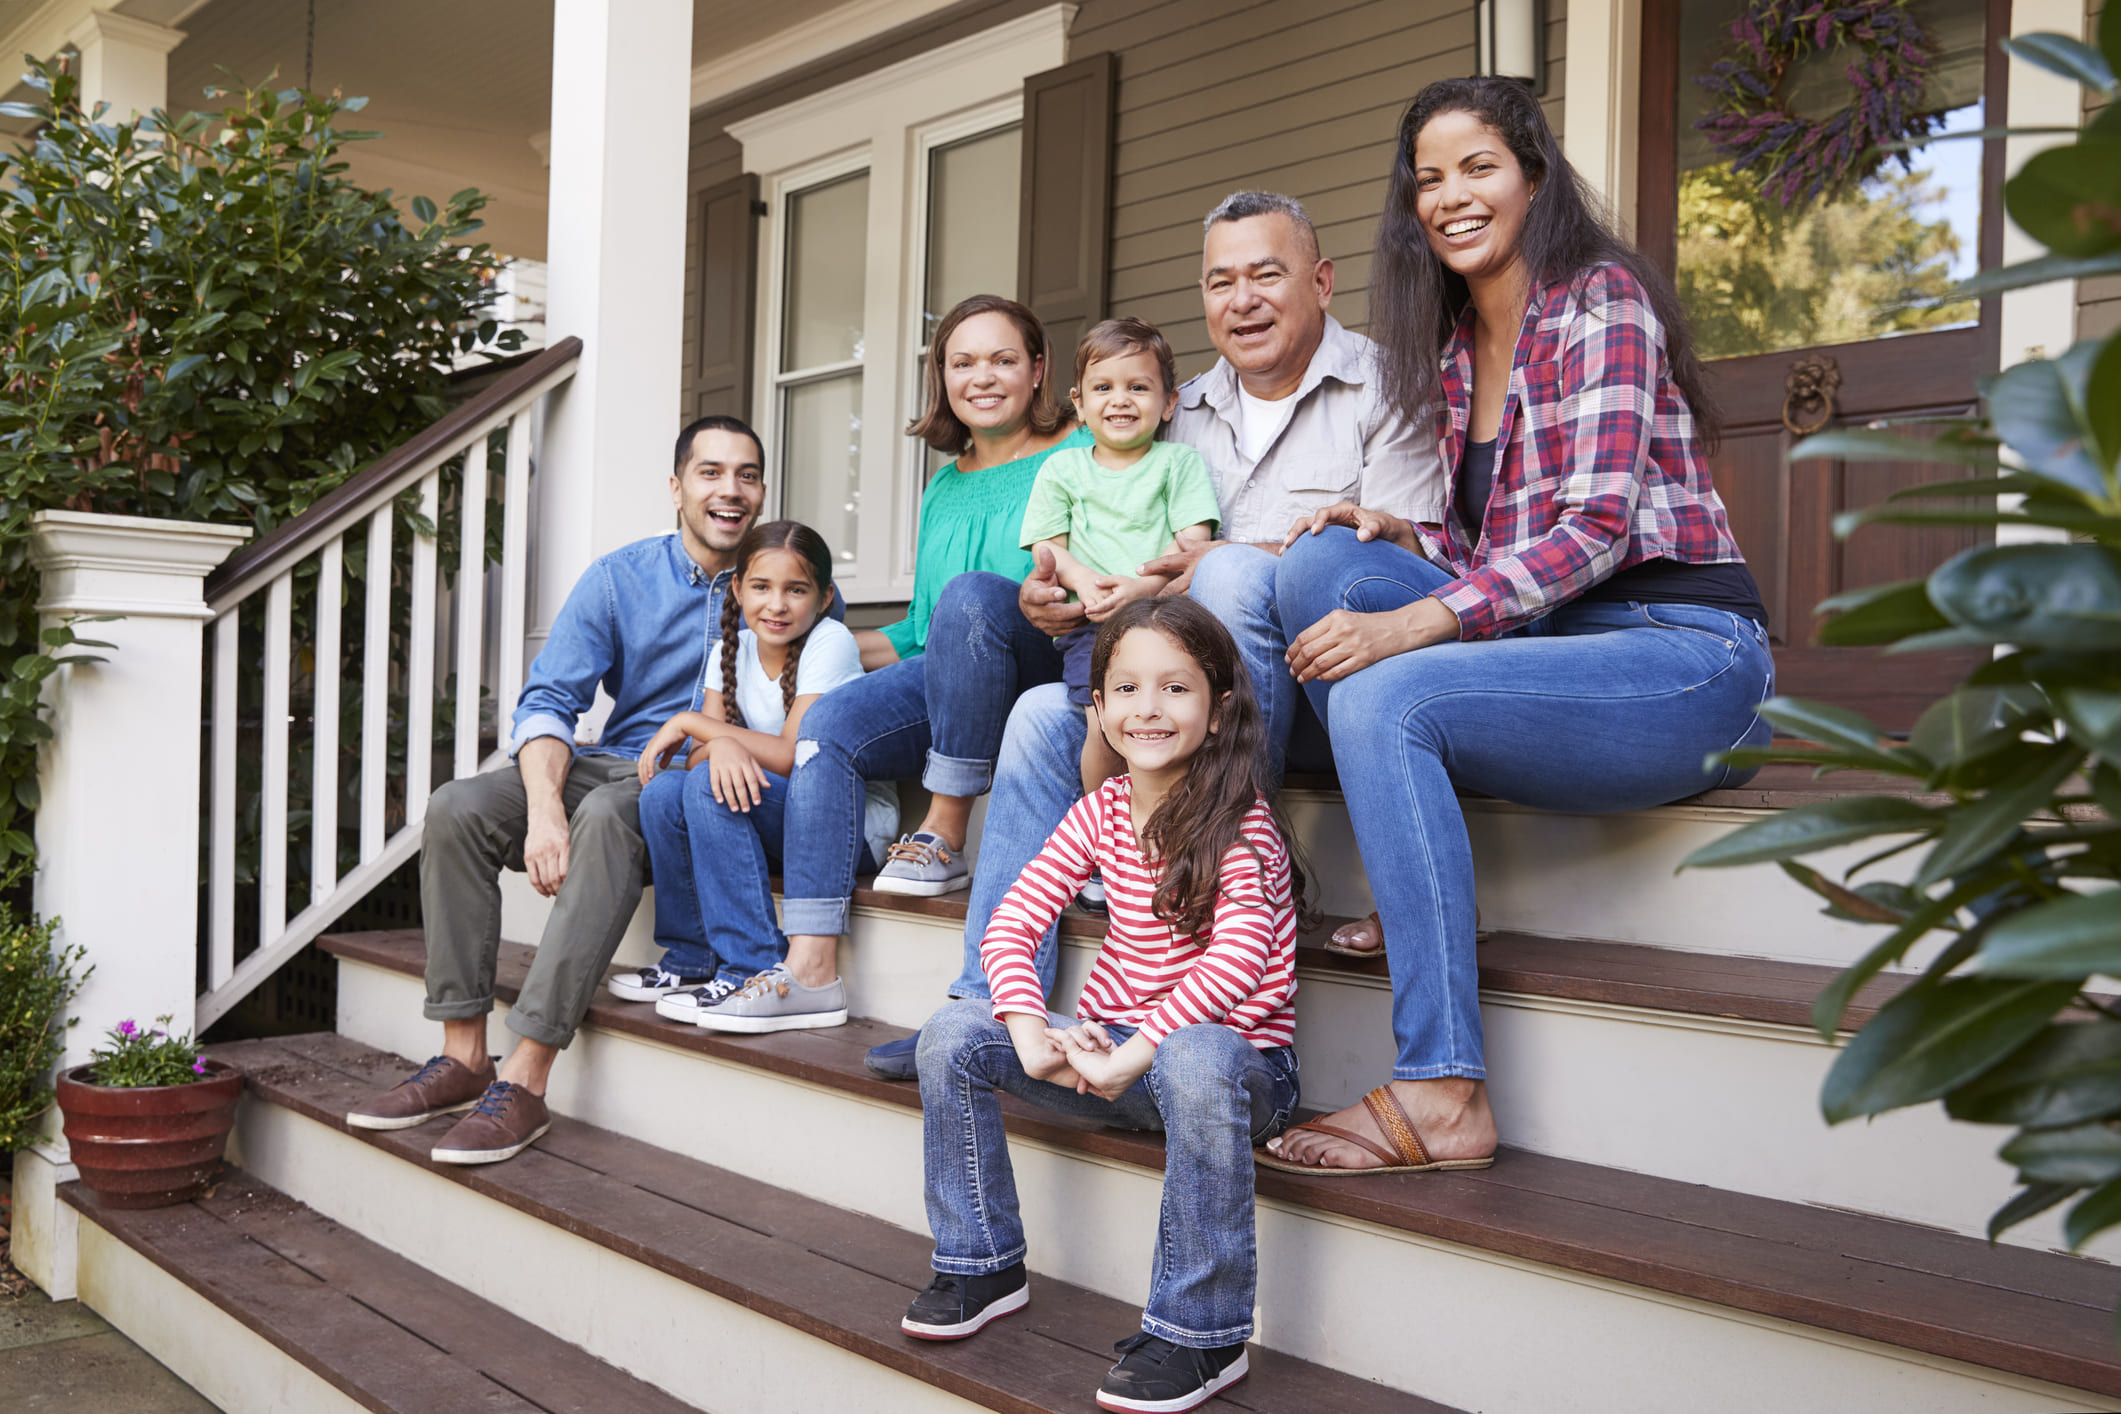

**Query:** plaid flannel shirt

left=1416, top=263, right=1747, bottom=640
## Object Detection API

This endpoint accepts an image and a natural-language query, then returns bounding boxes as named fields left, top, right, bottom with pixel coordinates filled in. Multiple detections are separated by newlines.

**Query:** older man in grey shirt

left=863, top=191, right=1442, bottom=1078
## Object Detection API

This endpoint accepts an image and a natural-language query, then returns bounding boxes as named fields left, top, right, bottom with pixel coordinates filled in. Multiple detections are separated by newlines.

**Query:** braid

left=779, top=633, right=804, bottom=721
left=718, top=586, right=744, bottom=726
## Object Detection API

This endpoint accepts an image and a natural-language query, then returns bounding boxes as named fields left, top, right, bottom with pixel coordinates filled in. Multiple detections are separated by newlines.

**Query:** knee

left=996, top=684, right=1080, bottom=778
left=1149, top=1026, right=1249, bottom=1109
left=1187, top=544, right=1274, bottom=621
left=919, top=998, right=1002, bottom=1074
left=571, top=782, right=643, bottom=844
left=637, top=769, right=684, bottom=827
left=1274, top=527, right=1354, bottom=616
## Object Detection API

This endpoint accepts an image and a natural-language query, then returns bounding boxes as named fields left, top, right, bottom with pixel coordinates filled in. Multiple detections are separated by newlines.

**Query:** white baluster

left=311, top=537, right=343, bottom=905
left=209, top=611, right=238, bottom=991
left=360, top=506, right=392, bottom=863
left=405, top=470, right=440, bottom=822
left=454, top=436, right=489, bottom=779
left=260, top=574, right=292, bottom=943
left=497, top=411, right=532, bottom=745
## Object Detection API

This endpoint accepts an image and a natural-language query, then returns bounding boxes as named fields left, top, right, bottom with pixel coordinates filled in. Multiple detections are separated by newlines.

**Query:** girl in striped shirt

left=900, top=595, right=1305, bottom=1414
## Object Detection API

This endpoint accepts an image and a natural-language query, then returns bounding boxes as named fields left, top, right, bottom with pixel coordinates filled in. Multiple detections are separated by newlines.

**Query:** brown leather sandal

left=1255, top=1085, right=1496, bottom=1177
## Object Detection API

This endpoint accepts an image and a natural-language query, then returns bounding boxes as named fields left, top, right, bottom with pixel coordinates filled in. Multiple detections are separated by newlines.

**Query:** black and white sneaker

left=654, top=975, right=744, bottom=1023
left=1096, top=1334, right=1249, bottom=1413
left=607, top=965, right=712, bottom=1002
left=899, top=1262, right=1029, bottom=1340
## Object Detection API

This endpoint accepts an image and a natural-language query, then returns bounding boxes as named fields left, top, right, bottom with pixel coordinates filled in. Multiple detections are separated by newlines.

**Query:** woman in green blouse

left=772, top=295, right=1089, bottom=993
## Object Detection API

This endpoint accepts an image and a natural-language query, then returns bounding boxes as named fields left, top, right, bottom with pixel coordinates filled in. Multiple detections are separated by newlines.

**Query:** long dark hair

left=1088, top=597, right=1314, bottom=938
left=905, top=294, right=1073, bottom=455
left=717, top=520, right=835, bottom=727
left=1372, top=77, right=1720, bottom=447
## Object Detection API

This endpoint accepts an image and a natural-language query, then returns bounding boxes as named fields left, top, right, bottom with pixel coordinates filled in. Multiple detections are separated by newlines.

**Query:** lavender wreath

left=1694, top=0, right=1945, bottom=207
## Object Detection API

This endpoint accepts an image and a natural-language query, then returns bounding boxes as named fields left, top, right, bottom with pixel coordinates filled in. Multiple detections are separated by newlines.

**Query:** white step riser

left=74, top=1218, right=369, bottom=1414
left=288, top=1001, right=2118, bottom=1414
left=225, top=1102, right=985, bottom=1414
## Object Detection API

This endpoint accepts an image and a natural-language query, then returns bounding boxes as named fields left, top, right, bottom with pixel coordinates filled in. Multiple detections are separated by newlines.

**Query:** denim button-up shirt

left=509, top=533, right=728, bottom=761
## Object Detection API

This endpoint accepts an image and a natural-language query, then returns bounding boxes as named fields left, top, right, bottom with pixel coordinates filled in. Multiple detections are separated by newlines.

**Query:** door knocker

left=1781, top=354, right=1841, bottom=437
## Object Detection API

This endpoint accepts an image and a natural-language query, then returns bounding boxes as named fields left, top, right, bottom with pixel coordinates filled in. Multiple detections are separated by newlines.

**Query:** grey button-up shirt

left=1169, top=315, right=1444, bottom=545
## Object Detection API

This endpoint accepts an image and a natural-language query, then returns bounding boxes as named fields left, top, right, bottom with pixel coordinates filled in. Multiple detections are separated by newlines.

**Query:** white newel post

left=66, top=11, right=185, bottom=120
left=10, top=511, right=247, bottom=1298
left=535, top=0, right=694, bottom=640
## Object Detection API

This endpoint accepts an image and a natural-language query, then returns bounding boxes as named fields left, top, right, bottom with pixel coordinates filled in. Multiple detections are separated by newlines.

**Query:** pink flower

left=116, top=1020, right=137, bottom=1037
left=191, top=1059, right=207, bottom=1075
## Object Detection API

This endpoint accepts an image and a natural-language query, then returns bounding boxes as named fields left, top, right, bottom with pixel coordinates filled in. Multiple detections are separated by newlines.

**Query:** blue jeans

left=1275, top=527, right=1776, bottom=1079
left=785, top=572, right=1063, bottom=935
left=917, top=999, right=1299, bottom=1346
left=640, top=763, right=876, bottom=980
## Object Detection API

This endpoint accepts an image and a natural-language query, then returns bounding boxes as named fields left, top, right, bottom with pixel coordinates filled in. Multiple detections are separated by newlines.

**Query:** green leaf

left=1812, top=876, right=1992, bottom=1038
left=1907, top=686, right=2041, bottom=768
left=1885, top=475, right=2055, bottom=502
left=2090, top=333, right=2121, bottom=480
left=1978, top=891, right=2121, bottom=978
left=1928, top=543, right=2121, bottom=651
left=411, top=194, right=437, bottom=224
left=1988, top=1181, right=2077, bottom=1241
left=1999, top=33, right=2119, bottom=95
left=1914, top=745, right=2082, bottom=890
left=2006, top=139, right=2121, bottom=260
left=1682, top=795, right=1940, bottom=870
left=2064, top=1177, right=2121, bottom=1250
left=1814, top=578, right=1951, bottom=647
left=1979, top=342, right=2109, bottom=496
left=1754, top=698, right=1925, bottom=772
left=1822, top=978, right=2078, bottom=1122
left=2001, top=1120, right=2121, bottom=1186
left=1788, top=429, right=2007, bottom=475
left=1780, top=860, right=1908, bottom=923
left=1948, top=1023, right=2121, bottom=1127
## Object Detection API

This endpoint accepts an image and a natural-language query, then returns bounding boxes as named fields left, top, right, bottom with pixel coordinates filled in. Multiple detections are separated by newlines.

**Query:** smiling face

left=1411, top=108, right=1538, bottom=290
left=1093, top=626, right=1223, bottom=783
left=736, top=545, right=831, bottom=650
left=1073, top=349, right=1175, bottom=457
left=942, top=310, right=1043, bottom=439
left=671, top=427, right=766, bottom=571
left=1200, top=212, right=1334, bottom=400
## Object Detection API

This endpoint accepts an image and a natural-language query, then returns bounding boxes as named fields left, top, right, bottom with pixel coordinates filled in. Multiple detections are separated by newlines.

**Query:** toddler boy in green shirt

left=1020, top=317, right=1221, bottom=797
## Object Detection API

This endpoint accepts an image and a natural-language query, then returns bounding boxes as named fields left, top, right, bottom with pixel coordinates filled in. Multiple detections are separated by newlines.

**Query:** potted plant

left=55, top=1017, right=241, bottom=1208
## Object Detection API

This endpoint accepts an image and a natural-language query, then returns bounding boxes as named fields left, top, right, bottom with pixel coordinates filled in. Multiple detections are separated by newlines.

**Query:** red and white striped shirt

left=982, top=775, right=1298, bottom=1049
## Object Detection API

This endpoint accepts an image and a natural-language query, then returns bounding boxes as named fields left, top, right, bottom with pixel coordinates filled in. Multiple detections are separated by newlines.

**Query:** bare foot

left=1264, top=1077, right=1496, bottom=1171
left=1328, top=912, right=1383, bottom=955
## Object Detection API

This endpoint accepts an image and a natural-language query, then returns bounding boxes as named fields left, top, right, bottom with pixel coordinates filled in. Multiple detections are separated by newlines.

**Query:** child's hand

left=1084, top=575, right=1161, bottom=622
left=705, top=737, right=768, bottom=811
left=1006, top=1013, right=1080, bottom=1086
left=637, top=717, right=694, bottom=785
left=1055, top=1024, right=1152, bottom=1102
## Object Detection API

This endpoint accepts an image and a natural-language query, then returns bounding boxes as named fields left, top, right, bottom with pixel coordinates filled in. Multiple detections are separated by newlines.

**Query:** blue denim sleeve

left=509, top=560, right=616, bottom=756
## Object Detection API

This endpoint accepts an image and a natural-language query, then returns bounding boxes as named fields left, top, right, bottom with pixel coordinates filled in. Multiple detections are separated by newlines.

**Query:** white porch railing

left=195, top=338, right=582, bottom=1030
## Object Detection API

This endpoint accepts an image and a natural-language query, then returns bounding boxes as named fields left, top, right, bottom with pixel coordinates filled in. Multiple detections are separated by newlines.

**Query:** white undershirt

left=1235, top=383, right=1298, bottom=464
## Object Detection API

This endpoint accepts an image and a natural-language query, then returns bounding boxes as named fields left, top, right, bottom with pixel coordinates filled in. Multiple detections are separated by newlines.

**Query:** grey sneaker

left=872, top=831, right=969, bottom=897
left=692, top=965, right=848, bottom=1034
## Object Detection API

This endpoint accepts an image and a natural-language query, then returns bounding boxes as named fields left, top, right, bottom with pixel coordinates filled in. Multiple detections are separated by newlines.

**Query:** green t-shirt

left=1017, top=440, right=1221, bottom=590
left=877, top=426, right=1094, bottom=660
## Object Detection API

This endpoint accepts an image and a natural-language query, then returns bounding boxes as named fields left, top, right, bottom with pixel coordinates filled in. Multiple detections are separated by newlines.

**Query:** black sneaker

left=607, top=965, right=712, bottom=1002
left=1096, top=1334, right=1249, bottom=1413
left=899, top=1262, right=1029, bottom=1340
left=1077, top=869, right=1109, bottom=916
left=653, top=974, right=744, bottom=1023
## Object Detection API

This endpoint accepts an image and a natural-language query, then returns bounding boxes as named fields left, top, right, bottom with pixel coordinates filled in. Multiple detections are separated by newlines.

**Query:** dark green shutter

left=1017, top=52, right=1115, bottom=359
left=689, top=172, right=760, bottom=420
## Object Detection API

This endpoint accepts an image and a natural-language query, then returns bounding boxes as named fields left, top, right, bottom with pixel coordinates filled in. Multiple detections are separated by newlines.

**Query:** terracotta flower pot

left=55, top=1059, right=243, bottom=1209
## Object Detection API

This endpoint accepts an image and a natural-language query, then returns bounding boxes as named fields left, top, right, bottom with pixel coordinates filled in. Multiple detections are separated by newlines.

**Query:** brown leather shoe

left=429, top=1081, right=550, bottom=1165
left=346, top=1054, right=494, bottom=1131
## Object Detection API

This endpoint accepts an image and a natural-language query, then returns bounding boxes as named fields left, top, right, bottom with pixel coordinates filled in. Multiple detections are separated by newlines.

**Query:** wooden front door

left=1637, top=0, right=2008, bottom=730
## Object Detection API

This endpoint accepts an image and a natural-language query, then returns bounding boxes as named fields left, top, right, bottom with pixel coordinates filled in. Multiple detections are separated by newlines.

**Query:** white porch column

left=11, top=511, right=245, bottom=1299
left=66, top=11, right=184, bottom=119
left=534, top=0, right=695, bottom=639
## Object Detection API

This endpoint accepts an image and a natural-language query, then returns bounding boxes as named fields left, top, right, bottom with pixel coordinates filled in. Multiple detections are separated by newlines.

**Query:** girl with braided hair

left=634, top=521, right=897, bottom=1033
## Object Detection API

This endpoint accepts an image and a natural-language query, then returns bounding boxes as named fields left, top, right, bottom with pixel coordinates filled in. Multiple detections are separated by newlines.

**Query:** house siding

left=2080, top=0, right=2116, bottom=342
left=682, top=0, right=1551, bottom=410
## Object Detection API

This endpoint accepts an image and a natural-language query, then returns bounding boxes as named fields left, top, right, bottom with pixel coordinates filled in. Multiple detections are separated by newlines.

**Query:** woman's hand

left=637, top=717, right=695, bottom=786
left=1285, top=599, right=1462, bottom=683
left=1281, top=500, right=1418, bottom=553
left=704, top=737, right=769, bottom=812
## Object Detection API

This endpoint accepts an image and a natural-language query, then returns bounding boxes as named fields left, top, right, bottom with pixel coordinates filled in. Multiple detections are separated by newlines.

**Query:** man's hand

left=1285, top=598, right=1461, bottom=683
left=518, top=737, right=574, bottom=897
left=1006, top=1011, right=1081, bottom=1086
left=1019, top=543, right=1088, bottom=637
left=1281, top=500, right=1419, bottom=553
left=1137, top=534, right=1222, bottom=597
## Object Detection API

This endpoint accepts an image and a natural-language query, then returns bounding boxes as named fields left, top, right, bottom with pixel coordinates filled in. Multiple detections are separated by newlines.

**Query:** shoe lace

left=467, top=1081, right=518, bottom=1120
left=736, top=969, right=792, bottom=1001
left=403, top=1056, right=456, bottom=1088
left=1113, top=1332, right=1182, bottom=1364
left=698, top=976, right=741, bottom=1004
left=885, top=835, right=950, bottom=867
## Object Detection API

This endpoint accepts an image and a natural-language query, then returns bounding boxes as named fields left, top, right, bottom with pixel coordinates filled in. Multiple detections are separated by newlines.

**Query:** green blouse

left=878, top=426, right=1093, bottom=659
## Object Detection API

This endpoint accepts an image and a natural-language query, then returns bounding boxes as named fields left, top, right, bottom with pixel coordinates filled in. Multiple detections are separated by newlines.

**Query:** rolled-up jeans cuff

left=922, top=750, right=993, bottom=799
left=780, top=895, right=852, bottom=937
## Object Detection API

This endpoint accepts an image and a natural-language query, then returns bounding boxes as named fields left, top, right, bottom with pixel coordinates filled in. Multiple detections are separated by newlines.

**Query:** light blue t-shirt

left=706, top=616, right=897, bottom=866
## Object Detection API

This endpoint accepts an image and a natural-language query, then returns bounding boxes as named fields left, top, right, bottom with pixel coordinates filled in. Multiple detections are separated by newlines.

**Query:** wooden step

left=315, top=929, right=2121, bottom=1401
left=1285, top=756, right=1946, bottom=813
left=61, top=1168, right=701, bottom=1414
left=209, top=1032, right=1458, bottom=1414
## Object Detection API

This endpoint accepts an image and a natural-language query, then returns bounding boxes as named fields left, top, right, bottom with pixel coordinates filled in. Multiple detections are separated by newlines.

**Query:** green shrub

left=1684, top=18, right=2121, bottom=1265
left=0, top=873, right=86, bottom=1152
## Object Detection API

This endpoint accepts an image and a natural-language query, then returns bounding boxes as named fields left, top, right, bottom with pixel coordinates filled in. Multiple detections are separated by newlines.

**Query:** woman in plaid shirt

left=1258, top=78, right=1775, bottom=1177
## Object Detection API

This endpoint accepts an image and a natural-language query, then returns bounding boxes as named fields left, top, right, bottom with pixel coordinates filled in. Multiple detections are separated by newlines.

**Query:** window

left=729, top=7, right=1066, bottom=602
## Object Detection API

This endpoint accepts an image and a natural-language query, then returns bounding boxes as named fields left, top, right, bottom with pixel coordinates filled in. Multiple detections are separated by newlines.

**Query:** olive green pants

left=419, top=754, right=645, bottom=1049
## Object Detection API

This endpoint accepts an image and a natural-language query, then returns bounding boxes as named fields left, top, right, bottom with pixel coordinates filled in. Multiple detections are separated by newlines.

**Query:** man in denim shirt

left=345, top=415, right=766, bottom=1164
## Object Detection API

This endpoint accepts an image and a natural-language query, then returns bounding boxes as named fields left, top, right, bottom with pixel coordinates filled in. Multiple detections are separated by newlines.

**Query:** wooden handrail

left=204, top=336, right=582, bottom=609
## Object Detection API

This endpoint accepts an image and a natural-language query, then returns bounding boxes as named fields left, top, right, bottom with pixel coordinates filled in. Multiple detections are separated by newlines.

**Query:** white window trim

left=729, top=3, right=1071, bottom=603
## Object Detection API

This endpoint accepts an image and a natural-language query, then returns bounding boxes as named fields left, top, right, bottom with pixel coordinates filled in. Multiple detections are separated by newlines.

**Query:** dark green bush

left=0, top=868, right=85, bottom=1151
